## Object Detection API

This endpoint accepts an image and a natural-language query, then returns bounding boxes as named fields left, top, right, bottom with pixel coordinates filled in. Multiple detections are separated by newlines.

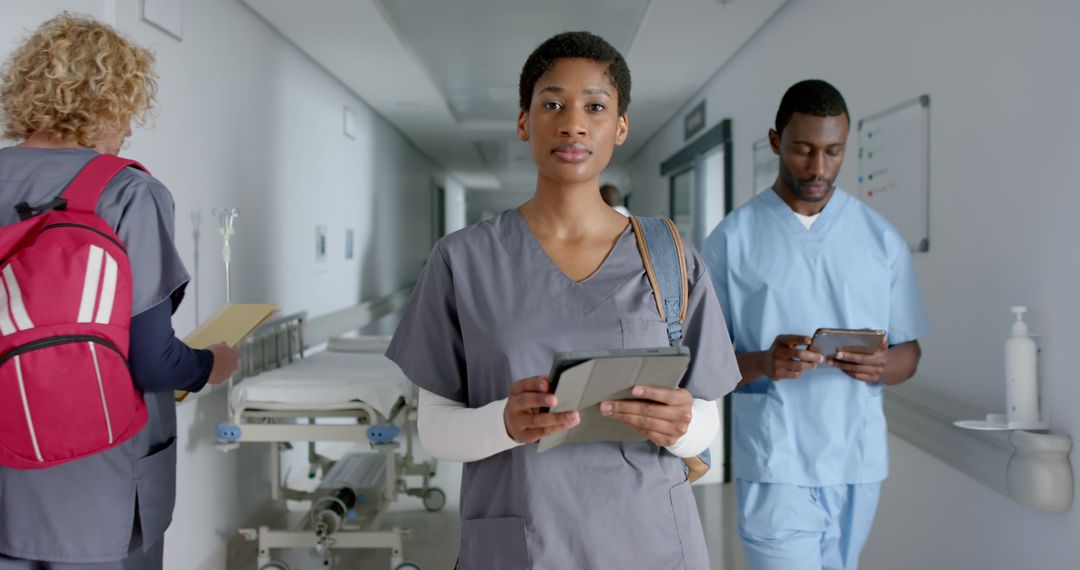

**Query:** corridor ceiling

left=242, top=0, right=786, bottom=190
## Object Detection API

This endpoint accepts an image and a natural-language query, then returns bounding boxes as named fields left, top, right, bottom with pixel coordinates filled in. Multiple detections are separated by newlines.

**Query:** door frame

left=660, top=118, right=735, bottom=483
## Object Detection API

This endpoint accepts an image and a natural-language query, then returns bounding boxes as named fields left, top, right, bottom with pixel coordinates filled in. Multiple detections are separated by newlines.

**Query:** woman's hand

left=600, top=386, right=694, bottom=447
left=503, top=375, right=580, bottom=444
left=206, top=342, right=240, bottom=385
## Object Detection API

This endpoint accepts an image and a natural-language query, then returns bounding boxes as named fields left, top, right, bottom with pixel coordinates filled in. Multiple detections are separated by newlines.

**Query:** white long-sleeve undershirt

left=416, top=387, right=719, bottom=463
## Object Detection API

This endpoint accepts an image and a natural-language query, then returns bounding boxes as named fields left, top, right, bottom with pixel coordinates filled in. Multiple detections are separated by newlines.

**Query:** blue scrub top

left=703, top=188, right=929, bottom=486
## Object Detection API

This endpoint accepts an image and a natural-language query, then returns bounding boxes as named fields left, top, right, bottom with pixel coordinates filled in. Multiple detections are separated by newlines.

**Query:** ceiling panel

left=379, top=0, right=649, bottom=123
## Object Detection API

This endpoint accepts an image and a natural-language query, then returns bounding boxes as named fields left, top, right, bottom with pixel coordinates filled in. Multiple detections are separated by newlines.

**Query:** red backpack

left=0, top=154, right=148, bottom=469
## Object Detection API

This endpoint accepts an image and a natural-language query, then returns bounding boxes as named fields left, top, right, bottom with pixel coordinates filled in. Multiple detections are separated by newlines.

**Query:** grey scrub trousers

left=0, top=147, right=190, bottom=568
left=386, top=209, right=740, bottom=570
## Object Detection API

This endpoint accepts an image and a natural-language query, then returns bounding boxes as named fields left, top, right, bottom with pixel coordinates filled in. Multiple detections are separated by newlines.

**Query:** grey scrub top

left=386, top=209, right=740, bottom=570
left=0, top=147, right=189, bottom=562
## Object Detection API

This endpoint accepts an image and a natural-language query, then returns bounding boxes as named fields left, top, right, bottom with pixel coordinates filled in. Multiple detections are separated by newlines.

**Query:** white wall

left=627, top=0, right=1080, bottom=567
left=3, top=2, right=443, bottom=568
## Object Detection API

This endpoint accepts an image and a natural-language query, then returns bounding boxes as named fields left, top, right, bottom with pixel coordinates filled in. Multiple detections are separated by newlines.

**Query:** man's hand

left=503, top=376, right=580, bottom=444
left=828, top=336, right=889, bottom=383
left=762, top=334, right=824, bottom=380
left=600, top=385, right=693, bottom=447
left=206, top=342, right=240, bottom=385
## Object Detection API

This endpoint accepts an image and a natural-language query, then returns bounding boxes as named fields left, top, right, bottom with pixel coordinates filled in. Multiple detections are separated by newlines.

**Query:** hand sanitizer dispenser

left=1006, top=306, right=1040, bottom=426
left=955, top=305, right=1047, bottom=431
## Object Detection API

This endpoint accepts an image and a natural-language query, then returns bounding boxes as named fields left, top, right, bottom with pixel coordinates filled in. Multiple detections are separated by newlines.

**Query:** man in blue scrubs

left=703, top=80, right=929, bottom=570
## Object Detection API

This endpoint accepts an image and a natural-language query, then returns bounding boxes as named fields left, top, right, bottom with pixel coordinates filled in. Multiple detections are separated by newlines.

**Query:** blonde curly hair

left=1, top=13, right=157, bottom=146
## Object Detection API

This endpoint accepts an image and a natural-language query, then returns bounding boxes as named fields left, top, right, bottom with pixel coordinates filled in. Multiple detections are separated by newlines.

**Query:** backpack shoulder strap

left=628, top=216, right=689, bottom=346
left=59, top=154, right=147, bottom=213
left=629, top=216, right=710, bottom=481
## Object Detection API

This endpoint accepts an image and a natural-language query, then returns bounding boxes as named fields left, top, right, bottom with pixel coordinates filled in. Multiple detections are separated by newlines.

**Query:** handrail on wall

left=303, top=287, right=414, bottom=349
left=884, top=384, right=1072, bottom=512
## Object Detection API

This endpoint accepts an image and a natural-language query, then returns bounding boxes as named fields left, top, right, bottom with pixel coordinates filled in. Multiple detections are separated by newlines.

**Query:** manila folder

left=173, top=303, right=278, bottom=402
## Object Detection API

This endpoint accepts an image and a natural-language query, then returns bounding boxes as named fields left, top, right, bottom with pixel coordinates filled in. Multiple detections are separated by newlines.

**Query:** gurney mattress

left=232, top=351, right=409, bottom=418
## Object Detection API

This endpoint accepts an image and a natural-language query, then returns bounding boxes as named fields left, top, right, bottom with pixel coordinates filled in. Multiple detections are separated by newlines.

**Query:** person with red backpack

left=0, top=14, right=239, bottom=569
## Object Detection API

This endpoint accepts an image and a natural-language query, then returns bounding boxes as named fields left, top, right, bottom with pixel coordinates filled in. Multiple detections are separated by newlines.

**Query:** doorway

left=431, top=183, right=446, bottom=246
left=661, top=118, right=733, bottom=483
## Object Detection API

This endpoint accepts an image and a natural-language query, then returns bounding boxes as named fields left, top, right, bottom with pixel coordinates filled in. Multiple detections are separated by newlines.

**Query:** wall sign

left=684, top=101, right=706, bottom=141
left=315, top=224, right=327, bottom=262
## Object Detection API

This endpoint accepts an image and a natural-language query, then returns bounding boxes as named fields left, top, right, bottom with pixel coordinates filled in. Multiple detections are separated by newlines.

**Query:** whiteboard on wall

left=857, top=95, right=930, bottom=252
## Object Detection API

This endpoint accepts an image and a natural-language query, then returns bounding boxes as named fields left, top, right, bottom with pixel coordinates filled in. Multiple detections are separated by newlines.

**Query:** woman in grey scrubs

left=0, top=15, right=239, bottom=569
left=386, top=32, right=740, bottom=569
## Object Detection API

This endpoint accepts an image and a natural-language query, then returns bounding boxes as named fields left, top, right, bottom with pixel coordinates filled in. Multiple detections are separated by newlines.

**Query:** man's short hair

left=519, top=31, right=631, bottom=116
left=774, top=79, right=848, bottom=134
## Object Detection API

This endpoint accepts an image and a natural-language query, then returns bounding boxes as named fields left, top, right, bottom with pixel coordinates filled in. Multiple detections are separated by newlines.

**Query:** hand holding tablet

left=809, top=328, right=887, bottom=357
left=537, top=346, right=691, bottom=452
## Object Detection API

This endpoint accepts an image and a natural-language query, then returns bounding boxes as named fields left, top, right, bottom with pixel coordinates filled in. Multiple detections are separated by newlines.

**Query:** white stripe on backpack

left=94, top=254, right=118, bottom=325
left=88, top=343, right=114, bottom=444
left=14, top=355, right=44, bottom=463
left=78, top=246, right=104, bottom=323
left=0, top=278, right=15, bottom=335
left=2, top=266, right=34, bottom=331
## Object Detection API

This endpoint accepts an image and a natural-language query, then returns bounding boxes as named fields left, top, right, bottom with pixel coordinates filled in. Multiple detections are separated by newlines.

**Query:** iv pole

left=213, top=208, right=240, bottom=304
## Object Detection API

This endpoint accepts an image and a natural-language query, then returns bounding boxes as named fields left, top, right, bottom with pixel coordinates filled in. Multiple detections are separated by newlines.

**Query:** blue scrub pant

left=735, top=479, right=881, bottom=570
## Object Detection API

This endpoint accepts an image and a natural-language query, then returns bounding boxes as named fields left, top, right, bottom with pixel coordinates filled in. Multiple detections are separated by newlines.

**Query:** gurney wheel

left=259, top=562, right=289, bottom=570
left=394, top=563, right=421, bottom=570
left=422, top=487, right=446, bottom=512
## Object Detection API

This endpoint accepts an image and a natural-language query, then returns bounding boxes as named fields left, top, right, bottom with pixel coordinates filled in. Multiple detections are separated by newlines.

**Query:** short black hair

left=519, top=31, right=631, bottom=115
left=774, top=79, right=849, bottom=134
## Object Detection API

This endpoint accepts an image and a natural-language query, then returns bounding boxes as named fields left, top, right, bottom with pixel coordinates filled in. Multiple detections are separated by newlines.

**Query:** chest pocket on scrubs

left=620, top=318, right=671, bottom=349
left=458, top=516, right=531, bottom=569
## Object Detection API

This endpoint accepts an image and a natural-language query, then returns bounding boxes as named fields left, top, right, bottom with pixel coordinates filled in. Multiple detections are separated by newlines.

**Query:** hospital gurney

left=215, top=313, right=441, bottom=570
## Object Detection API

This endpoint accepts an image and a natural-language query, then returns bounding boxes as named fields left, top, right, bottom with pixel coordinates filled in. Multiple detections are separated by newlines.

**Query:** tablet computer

left=537, top=346, right=691, bottom=453
left=809, top=328, right=886, bottom=357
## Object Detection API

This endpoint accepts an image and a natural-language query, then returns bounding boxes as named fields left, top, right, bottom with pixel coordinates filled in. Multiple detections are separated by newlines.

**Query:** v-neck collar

left=499, top=209, right=635, bottom=316
left=763, top=186, right=850, bottom=246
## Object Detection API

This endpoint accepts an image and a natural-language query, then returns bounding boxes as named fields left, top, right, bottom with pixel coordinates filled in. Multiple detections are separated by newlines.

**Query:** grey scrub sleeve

left=386, top=245, right=467, bottom=403
left=0, top=147, right=190, bottom=563
left=387, top=210, right=739, bottom=570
